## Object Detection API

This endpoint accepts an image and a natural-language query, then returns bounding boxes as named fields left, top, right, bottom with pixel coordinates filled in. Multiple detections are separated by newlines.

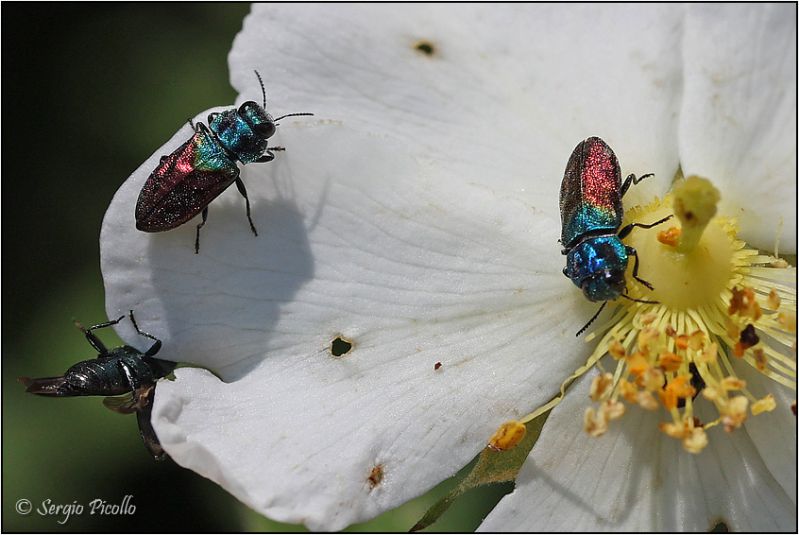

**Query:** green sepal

left=410, top=412, right=549, bottom=532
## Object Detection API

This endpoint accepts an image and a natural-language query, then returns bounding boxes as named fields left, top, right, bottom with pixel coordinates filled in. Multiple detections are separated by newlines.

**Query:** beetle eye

left=253, top=121, right=276, bottom=139
left=238, top=101, right=259, bottom=115
left=207, top=112, right=220, bottom=124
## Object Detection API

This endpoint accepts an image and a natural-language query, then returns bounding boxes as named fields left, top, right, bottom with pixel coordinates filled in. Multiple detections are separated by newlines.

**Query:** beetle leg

left=235, top=178, right=259, bottom=237
left=119, top=358, right=167, bottom=458
left=620, top=293, right=659, bottom=304
left=118, top=360, right=166, bottom=460
left=135, top=385, right=166, bottom=460
left=576, top=301, right=607, bottom=337
left=625, top=246, right=655, bottom=291
left=194, top=207, right=209, bottom=254
left=618, top=215, right=673, bottom=240
left=81, top=315, right=125, bottom=356
left=620, top=172, right=655, bottom=197
left=128, top=311, right=162, bottom=358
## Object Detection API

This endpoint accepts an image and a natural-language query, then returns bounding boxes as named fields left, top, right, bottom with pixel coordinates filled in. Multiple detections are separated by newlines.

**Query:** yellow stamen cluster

left=577, top=184, right=796, bottom=453
left=512, top=179, right=795, bottom=457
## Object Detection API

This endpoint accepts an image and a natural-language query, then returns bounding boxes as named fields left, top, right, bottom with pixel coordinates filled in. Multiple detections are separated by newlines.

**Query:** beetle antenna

left=254, top=70, right=267, bottom=109
left=620, top=293, right=659, bottom=305
left=576, top=301, right=607, bottom=337
left=273, top=112, right=314, bottom=121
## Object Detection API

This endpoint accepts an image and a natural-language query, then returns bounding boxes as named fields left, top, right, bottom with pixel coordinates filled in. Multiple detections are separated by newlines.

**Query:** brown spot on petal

left=368, top=464, right=384, bottom=489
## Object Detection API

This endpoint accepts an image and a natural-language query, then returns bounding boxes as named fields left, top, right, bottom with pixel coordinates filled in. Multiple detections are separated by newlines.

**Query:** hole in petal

left=330, top=336, right=353, bottom=357
left=367, top=464, right=384, bottom=489
left=413, top=39, right=436, bottom=56
left=710, top=520, right=729, bottom=532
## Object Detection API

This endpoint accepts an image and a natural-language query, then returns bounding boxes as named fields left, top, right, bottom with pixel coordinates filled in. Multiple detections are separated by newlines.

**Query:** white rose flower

left=101, top=4, right=795, bottom=531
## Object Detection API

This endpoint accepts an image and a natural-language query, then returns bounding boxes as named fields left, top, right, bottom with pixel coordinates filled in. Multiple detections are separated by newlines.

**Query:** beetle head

left=238, top=101, right=276, bottom=139
left=581, top=268, right=625, bottom=302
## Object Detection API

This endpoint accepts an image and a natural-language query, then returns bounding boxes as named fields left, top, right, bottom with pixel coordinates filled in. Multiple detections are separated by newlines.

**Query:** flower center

left=624, top=201, right=734, bottom=309
left=513, top=176, right=796, bottom=455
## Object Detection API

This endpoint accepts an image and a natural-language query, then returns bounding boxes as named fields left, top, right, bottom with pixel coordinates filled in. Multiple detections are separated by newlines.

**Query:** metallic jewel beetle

left=19, top=311, right=176, bottom=460
left=559, top=136, right=672, bottom=336
left=135, top=70, right=313, bottom=253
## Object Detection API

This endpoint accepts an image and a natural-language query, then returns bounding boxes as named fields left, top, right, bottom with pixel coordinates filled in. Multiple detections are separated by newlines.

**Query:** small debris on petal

left=488, top=420, right=526, bottom=451
left=367, top=464, right=384, bottom=488
left=434, top=361, right=442, bottom=371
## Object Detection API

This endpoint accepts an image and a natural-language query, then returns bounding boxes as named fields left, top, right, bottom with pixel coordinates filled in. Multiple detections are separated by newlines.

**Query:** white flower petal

left=733, top=357, right=797, bottom=503
left=231, top=4, right=685, bottom=210
left=479, top=366, right=796, bottom=532
left=102, top=121, right=593, bottom=529
left=679, top=4, right=797, bottom=253
left=99, top=6, right=694, bottom=528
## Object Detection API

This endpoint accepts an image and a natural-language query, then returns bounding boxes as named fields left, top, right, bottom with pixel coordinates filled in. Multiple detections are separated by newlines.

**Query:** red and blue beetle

left=135, top=71, right=312, bottom=253
left=560, top=137, right=672, bottom=335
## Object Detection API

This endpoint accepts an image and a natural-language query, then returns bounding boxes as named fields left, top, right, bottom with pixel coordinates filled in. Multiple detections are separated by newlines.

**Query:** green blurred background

left=2, top=4, right=509, bottom=531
